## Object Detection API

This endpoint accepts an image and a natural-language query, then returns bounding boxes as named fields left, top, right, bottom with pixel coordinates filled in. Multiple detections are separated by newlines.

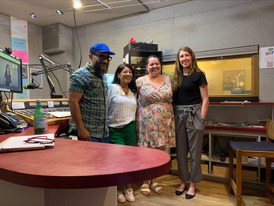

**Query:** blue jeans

left=90, top=136, right=110, bottom=143
left=69, top=129, right=109, bottom=143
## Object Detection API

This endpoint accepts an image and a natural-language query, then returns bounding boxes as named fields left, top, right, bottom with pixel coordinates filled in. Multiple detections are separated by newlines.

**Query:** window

left=162, top=54, right=259, bottom=102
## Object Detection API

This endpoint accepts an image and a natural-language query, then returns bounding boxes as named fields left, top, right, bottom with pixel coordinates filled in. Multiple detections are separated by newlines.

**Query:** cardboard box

left=212, top=165, right=229, bottom=177
left=171, top=159, right=178, bottom=170
left=201, top=163, right=209, bottom=174
left=212, top=165, right=257, bottom=181
left=188, top=162, right=208, bottom=174
left=170, top=159, right=208, bottom=174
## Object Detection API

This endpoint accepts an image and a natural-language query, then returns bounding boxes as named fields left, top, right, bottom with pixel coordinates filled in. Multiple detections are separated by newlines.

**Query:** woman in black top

left=172, top=47, right=209, bottom=199
left=5, top=64, right=12, bottom=86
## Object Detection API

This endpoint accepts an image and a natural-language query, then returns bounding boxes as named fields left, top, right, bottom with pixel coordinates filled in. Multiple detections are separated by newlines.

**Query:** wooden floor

left=118, top=174, right=273, bottom=206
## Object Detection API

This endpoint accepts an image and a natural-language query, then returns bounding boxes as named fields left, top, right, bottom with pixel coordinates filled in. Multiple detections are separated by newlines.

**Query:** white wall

left=74, top=0, right=274, bottom=102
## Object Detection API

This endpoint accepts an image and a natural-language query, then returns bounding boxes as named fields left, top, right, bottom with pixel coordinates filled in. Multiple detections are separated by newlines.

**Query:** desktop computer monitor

left=0, top=48, right=23, bottom=93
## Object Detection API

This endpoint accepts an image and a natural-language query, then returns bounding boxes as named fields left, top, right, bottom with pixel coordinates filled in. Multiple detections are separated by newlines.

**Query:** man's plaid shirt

left=68, top=62, right=109, bottom=138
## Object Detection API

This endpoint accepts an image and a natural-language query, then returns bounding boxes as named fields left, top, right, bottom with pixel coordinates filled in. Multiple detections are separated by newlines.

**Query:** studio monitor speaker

left=42, top=23, right=66, bottom=54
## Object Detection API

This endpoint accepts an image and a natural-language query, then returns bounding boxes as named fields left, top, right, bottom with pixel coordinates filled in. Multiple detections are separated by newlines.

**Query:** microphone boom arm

left=38, top=54, right=73, bottom=98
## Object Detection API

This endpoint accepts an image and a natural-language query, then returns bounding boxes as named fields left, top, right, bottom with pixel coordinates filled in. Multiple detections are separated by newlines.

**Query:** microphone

left=24, top=83, right=39, bottom=89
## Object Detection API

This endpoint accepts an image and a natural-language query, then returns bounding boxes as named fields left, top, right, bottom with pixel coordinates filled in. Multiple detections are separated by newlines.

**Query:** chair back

left=267, top=119, right=274, bottom=141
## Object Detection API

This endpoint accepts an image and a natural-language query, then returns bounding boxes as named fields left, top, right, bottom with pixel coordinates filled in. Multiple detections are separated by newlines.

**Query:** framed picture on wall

left=22, top=64, right=28, bottom=79
left=223, top=70, right=245, bottom=94
left=29, top=67, right=43, bottom=88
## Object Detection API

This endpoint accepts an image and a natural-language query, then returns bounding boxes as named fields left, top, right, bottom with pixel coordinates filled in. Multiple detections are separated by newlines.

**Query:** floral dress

left=137, top=76, right=175, bottom=148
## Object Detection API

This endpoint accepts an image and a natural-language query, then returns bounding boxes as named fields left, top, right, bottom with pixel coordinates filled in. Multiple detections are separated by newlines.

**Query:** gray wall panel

left=1, top=0, right=273, bottom=102
left=73, top=0, right=274, bottom=101
left=0, top=14, right=11, bottom=50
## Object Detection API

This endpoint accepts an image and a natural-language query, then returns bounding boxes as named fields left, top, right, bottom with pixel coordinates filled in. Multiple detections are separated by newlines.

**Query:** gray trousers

left=175, top=104, right=205, bottom=183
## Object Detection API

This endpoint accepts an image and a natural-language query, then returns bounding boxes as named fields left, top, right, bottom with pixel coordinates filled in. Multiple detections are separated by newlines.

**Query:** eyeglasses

left=24, top=136, right=54, bottom=144
left=94, top=53, right=112, bottom=61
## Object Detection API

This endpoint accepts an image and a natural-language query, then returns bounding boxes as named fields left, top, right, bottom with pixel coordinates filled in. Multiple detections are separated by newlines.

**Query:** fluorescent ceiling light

left=96, top=0, right=111, bottom=9
left=73, top=0, right=82, bottom=9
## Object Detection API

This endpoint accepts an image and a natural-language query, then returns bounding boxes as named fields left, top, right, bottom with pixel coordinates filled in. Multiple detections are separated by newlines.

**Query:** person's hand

left=77, top=128, right=91, bottom=141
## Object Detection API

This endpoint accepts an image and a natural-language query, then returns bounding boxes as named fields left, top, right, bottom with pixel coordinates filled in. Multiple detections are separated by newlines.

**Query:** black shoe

left=175, top=186, right=187, bottom=196
left=185, top=190, right=196, bottom=199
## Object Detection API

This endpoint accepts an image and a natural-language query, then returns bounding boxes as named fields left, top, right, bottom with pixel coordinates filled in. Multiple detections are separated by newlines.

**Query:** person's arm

left=135, top=76, right=144, bottom=92
left=68, top=91, right=91, bottom=141
left=165, top=75, right=171, bottom=85
left=106, top=84, right=114, bottom=112
left=200, top=83, right=209, bottom=121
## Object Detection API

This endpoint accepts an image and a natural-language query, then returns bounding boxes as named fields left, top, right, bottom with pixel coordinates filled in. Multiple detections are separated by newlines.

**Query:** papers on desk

left=0, top=134, right=55, bottom=153
left=49, top=111, right=71, bottom=118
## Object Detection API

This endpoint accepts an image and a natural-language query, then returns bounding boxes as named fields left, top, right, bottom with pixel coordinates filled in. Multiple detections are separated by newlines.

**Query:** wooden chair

left=228, top=119, right=274, bottom=206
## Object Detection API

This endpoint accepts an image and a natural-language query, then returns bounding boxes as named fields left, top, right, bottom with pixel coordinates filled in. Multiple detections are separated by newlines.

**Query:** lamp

left=73, top=0, right=82, bottom=9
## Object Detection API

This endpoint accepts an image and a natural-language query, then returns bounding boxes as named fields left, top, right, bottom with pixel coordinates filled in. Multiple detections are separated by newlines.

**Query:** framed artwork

left=223, top=70, right=245, bottom=94
left=22, top=64, right=28, bottom=79
left=29, top=67, right=43, bottom=87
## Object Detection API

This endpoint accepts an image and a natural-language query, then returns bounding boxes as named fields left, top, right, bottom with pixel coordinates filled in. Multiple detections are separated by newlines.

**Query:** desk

left=0, top=125, right=170, bottom=206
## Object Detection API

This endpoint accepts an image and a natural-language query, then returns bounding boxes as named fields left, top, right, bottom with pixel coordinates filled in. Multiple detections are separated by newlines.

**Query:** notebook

left=0, top=134, right=55, bottom=153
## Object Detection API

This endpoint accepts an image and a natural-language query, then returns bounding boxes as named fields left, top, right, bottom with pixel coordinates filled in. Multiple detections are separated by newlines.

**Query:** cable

left=38, top=55, right=73, bottom=98
left=32, top=78, right=41, bottom=87
left=48, top=68, right=68, bottom=98
left=10, top=92, right=13, bottom=111
left=73, top=9, right=82, bottom=69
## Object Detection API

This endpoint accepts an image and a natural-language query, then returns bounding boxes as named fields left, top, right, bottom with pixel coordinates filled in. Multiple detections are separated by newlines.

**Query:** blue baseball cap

left=90, top=43, right=115, bottom=55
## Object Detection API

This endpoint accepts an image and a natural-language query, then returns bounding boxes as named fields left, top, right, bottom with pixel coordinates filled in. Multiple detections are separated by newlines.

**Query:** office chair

left=228, top=119, right=274, bottom=206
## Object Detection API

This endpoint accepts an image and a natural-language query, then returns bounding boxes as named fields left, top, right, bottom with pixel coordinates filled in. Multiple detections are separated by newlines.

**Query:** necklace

left=123, top=88, right=129, bottom=95
left=119, top=84, right=129, bottom=95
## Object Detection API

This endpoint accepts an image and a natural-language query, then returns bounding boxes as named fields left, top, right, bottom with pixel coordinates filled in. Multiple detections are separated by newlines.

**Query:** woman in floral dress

left=136, top=54, right=175, bottom=196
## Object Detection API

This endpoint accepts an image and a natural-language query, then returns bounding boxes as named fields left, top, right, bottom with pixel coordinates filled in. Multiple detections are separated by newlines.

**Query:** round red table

left=0, top=125, right=170, bottom=206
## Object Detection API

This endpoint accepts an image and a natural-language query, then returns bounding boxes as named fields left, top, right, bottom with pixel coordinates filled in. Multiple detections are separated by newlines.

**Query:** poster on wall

left=260, top=46, right=274, bottom=69
left=10, top=17, right=29, bottom=99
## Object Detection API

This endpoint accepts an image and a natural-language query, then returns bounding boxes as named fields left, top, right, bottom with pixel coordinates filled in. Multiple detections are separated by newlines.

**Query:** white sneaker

left=124, top=188, right=135, bottom=202
left=117, top=190, right=126, bottom=203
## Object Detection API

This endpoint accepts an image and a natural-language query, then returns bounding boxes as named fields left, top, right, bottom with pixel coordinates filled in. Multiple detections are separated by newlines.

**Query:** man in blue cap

left=68, top=43, right=115, bottom=142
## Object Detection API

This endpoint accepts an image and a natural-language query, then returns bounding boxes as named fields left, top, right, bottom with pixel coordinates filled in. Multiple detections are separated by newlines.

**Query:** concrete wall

left=74, top=0, right=274, bottom=102
left=0, top=14, right=74, bottom=100
left=28, top=23, right=74, bottom=99
left=0, top=0, right=273, bottom=102
left=0, top=14, right=11, bottom=49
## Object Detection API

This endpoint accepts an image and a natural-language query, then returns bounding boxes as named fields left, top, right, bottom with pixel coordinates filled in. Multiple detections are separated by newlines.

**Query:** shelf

left=202, top=154, right=210, bottom=161
left=169, top=100, right=272, bottom=183
left=205, top=125, right=266, bottom=134
left=211, top=156, right=260, bottom=168
left=209, top=102, right=274, bottom=105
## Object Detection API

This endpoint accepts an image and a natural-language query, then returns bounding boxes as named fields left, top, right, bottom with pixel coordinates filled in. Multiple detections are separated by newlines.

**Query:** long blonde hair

left=172, top=47, right=201, bottom=92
